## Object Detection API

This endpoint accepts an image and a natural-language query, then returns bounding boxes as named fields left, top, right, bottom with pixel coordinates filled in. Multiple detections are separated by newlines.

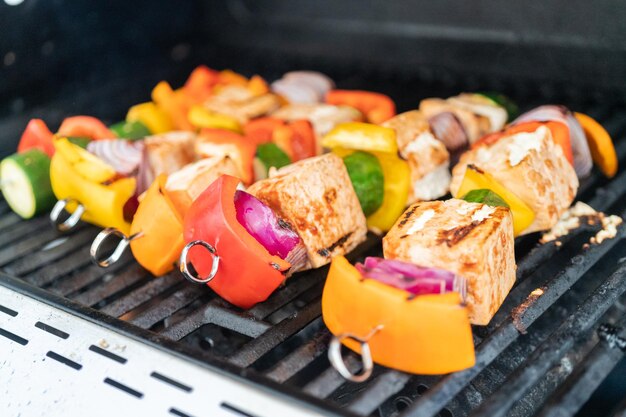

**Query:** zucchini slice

left=0, top=149, right=55, bottom=219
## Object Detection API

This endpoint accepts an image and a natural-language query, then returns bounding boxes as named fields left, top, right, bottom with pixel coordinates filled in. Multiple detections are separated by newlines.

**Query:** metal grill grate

left=1, top=99, right=626, bottom=417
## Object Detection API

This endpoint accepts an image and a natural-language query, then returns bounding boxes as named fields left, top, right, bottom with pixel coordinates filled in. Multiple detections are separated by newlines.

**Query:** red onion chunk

left=513, top=105, right=592, bottom=177
left=87, top=139, right=144, bottom=176
left=428, top=112, right=469, bottom=152
left=356, top=257, right=467, bottom=300
left=234, top=190, right=302, bottom=261
left=135, top=145, right=154, bottom=195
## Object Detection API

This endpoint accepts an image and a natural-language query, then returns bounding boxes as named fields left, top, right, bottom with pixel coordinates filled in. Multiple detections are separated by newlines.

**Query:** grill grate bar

left=48, top=257, right=133, bottom=296
left=131, top=285, right=205, bottom=330
left=26, top=246, right=93, bottom=287
left=347, top=371, right=412, bottom=415
left=0, top=215, right=50, bottom=249
left=72, top=264, right=149, bottom=307
left=303, top=354, right=361, bottom=398
left=609, top=397, right=626, bottom=417
left=158, top=303, right=209, bottom=340
left=0, top=213, right=21, bottom=231
left=0, top=227, right=63, bottom=267
left=228, top=301, right=322, bottom=368
left=402, top=218, right=626, bottom=417
left=265, top=330, right=331, bottom=383
left=469, top=262, right=626, bottom=417
left=203, top=299, right=271, bottom=338
left=536, top=317, right=626, bottom=417
left=4, top=228, right=99, bottom=276
left=101, top=273, right=182, bottom=318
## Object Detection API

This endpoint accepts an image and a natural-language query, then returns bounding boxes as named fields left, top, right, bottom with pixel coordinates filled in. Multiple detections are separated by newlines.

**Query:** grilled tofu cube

left=382, top=110, right=451, bottom=202
left=203, top=85, right=281, bottom=124
left=383, top=199, right=516, bottom=325
left=247, top=153, right=367, bottom=269
left=450, top=125, right=578, bottom=234
left=144, top=131, right=196, bottom=177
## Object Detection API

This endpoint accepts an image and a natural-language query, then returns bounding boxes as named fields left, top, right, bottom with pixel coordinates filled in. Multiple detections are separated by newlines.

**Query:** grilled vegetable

left=574, top=112, right=618, bottom=178
left=126, top=102, right=173, bottom=134
left=427, top=112, right=469, bottom=154
left=356, top=257, right=466, bottom=298
left=129, top=174, right=185, bottom=276
left=50, top=138, right=136, bottom=233
left=109, top=120, right=151, bottom=140
left=342, top=151, right=384, bottom=216
left=183, top=65, right=219, bottom=103
left=326, top=90, right=396, bottom=124
left=324, top=123, right=409, bottom=232
left=322, top=256, right=475, bottom=375
left=17, top=119, right=55, bottom=157
left=58, top=116, right=114, bottom=140
left=182, top=175, right=290, bottom=308
left=323, top=122, right=397, bottom=154
left=255, top=143, right=291, bottom=179
left=87, top=139, right=143, bottom=176
left=454, top=164, right=534, bottom=236
left=67, top=137, right=91, bottom=149
left=0, top=149, right=55, bottom=219
left=188, top=105, right=242, bottom=133
left=462, top=189, right=509, bottom=208
left=152, top=81, right=193, bottom=131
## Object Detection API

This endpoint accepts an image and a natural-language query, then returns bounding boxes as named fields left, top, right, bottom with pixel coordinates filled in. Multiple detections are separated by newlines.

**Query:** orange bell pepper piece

left=248, top=75, right=270, bottom=96
left=130, top=175, right=185, bottom=276
left=575, top=112, right=618, bottom=178
left=57, top=116, right=114, bottom=140
left=218, top=69, right=248, bottom=86
left=322, top=256, right=475, bottom=375
left=326, top=90, right=396, bottom=124
left=198, top=128, right=256, bottom=185
left=184, top=65, right=220, bottom=102
left=288, top=120, right=316, bottom=161
left=152, top=81, right=193, bottom=131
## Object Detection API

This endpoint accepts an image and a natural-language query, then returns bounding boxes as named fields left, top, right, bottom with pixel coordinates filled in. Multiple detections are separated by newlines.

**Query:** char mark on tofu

left=398, top=205, right=419, bottom=227
left=278, top=218, right=295, bottom=232
left=317, top=232, right=354, bottom=257
left=466, top=163, right=484, bottom=174
left=437, top=220, right=484, bottom=247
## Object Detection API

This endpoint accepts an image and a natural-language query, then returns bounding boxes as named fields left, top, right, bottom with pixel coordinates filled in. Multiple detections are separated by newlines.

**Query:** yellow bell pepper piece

left=219, top=69, right=248, bottom=86
left=127, top=102, right=173, bottom=134
left=50, top=139, right=136, bottom=234
left=453, top=164, right=535, bottom=236
left=322, top=122, right=398, bottom=154
left=188, top=105, right=242, bottom=133
left=332, top=147, right=410, bottom=233
left=53, top=137, right=116, bottom=183
left=366, top=151, right=410, bottom=233
left=247, top=75, right=269, bottom=96
left=152, top=81, right=193, bottom=131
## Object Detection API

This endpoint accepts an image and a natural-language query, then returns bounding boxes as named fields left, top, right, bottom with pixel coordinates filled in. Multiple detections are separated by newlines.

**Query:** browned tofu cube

left=383, top=199, right=516, bottom=325
left=450, top=125, right=578, bottom=234
left=144, top=131, right=196, bottom=177
left=247, top=153, right=367, bottom=270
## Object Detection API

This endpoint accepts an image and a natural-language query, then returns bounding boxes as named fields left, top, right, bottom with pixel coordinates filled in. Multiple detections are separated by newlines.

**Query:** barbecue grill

left=1, top=1, right=626, bottom=416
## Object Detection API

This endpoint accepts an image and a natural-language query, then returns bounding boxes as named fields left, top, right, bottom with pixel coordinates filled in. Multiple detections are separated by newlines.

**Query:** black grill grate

left=1, top=99, right=626, bottom=417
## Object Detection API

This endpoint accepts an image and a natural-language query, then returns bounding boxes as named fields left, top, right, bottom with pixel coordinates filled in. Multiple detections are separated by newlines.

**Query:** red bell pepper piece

left=57, top=116, right=114, bottom=140
left=184, top=65, right=220, bottom=103
left=183, top=175, right=290, bottom=308
left=288, top=119, right=316, bottom=161
left=17, top=119, right=55, bottom=157
left=244, top=117, right=285, bottom=145
left=198, top=128, right=256, bottom=185
left=326, top=90, right=396, bottom=124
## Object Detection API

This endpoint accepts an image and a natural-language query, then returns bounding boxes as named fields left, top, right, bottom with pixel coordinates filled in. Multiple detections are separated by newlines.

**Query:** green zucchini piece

left=342, top=151, right=384, bottom=216
left=109, top=120, right=151, bottom=140
left=462, top=189, right=509, bottom=209
left=0, top=149, right=55, bottom=219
